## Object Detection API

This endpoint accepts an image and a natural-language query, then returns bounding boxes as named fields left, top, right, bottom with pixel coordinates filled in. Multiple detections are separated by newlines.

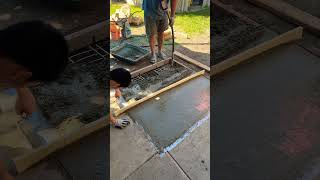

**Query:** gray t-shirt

left=142, top=0, right=167, bottom=19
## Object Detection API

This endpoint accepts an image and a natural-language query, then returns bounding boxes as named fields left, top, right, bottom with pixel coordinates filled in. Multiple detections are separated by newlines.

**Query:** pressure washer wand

left=166, top=12, right=175, bottom=66
left=160, top=0, right=175, bottom=66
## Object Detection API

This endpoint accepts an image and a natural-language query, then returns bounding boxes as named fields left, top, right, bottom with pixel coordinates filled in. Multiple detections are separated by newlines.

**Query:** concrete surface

left=128, top=76, right=210, bottom=151
left=0, top=0, right=107, bottom=34
left=170, top=119, right=210, bottom=180
left=16, top=159, right=70, bottom=180
left=125, top=154, right=189, bottom=180
left=110, top=115, right=157, bottom=180
left=213, top=42, right=320, bottom=180
left=54, top=128, right=107, bottom=180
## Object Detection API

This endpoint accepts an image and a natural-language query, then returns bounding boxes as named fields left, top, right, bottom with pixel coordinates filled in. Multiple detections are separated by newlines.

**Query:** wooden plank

left=213, top=1, right=260, bottom=26
left=65, top=21, right=107, bottom=51
left=114, top=70, right=206, bottom=117
left=131, top=58, right=170, bottom=77
left=174, top=51, right=210, bottom=72
left=248, top=0, right=320, bottom=35
left=13, top=117, right=108, bottom=174
left=211, top=26, right=303, bottom=76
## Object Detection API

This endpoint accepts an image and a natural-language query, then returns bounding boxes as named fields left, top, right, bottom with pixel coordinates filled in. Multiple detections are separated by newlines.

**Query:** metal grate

left=132, top=75, right=145, bottom=83
left=154, top=66, right=168, bottom=75
left=68, top=40, right=108, bottom=65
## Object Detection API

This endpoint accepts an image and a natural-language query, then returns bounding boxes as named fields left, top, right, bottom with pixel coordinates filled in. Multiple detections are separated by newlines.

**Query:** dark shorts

left=144, top=16, right=169, bottom=37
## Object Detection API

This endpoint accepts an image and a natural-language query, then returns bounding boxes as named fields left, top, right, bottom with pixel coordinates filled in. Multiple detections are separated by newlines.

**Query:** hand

left=169, top=16, right=175, bottom=27
left=15, top=87, right=37, bottom=116
left=115, top=88, right=122, bottom=98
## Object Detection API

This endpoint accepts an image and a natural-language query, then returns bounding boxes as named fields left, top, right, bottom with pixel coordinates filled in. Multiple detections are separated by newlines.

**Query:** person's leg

left=157, top=31, right=164, bottom=54
left=145, top=16, right=157, bottom=63
left=149, top=34, right=156, bottom=57
left=157, top=17, right=169, bottom=60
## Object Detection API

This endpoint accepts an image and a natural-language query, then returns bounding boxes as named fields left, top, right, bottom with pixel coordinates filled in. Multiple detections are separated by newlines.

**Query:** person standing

left=142, top=0, right=177, bottom=63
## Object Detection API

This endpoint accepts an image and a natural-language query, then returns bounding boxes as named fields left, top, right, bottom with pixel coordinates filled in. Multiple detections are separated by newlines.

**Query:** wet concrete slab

left=213, top=43, right=320, bottom=180
left=110, top=115, right=157, bottom=180
left=54, top=128, right=107, bottom=180
left=170, top=119, right=210, bottom=180
left=128, top=76, right=210, bottom=151
left=16, top=158, right=70, bottom=180
left=125, top=154, right=189, bottom=180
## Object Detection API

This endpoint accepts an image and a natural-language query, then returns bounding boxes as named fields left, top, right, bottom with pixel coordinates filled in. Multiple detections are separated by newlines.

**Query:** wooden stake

left=248, top=0, right=320, bottom=35
left=13, top=116, right=108, bottom=174
left=174, top=51, right=210, bottom=72
left=211, top=26, right=303, bottom=76
left=114, top=70, right=206, bottom=117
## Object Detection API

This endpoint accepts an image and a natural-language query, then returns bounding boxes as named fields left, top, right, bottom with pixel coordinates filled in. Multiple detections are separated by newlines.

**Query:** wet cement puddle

left=213, top=6, right=264, bottom=65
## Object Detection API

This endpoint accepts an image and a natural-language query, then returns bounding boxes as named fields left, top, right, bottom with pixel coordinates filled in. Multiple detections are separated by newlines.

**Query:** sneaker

left=157, top=51, right=167, bottom=60
left=150, top=53, right=157, bottom=64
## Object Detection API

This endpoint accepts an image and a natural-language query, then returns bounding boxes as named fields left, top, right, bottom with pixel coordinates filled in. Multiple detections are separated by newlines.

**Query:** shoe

left=150, top=53, right=157, bottom=64
left=157, top=51, right=167, bottom=60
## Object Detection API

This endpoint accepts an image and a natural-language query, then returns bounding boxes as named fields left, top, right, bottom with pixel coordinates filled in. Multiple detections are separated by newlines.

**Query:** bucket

left=110, top=22, right=121, bottom=40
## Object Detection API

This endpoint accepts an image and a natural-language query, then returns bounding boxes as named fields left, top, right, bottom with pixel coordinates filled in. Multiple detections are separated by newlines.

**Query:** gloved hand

left=169, top=16, right=175, bottom=27
left=114, top=117, right=130, bottom=129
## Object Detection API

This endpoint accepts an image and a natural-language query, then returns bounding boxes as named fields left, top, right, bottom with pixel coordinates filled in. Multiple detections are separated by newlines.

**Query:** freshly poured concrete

left=170, top=119, right=210, bottom=180
left=16, top=159, right=69, bottom=180
left=54, top=129, right=107, bottom=180
left=128, top=76, right=210, bottom=151
left=213, top=43, right=320, bottom=179
left=110, top=115, right=157, bottom=180
left=125, top=154, right=189, bottom=180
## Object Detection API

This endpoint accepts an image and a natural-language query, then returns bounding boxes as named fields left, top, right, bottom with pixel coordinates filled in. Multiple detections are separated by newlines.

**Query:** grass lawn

left=110, top=3, right=209, bottom=37
left=175, top=8, right=210, bottom=37
left=110, top=3, right=144, bottom=18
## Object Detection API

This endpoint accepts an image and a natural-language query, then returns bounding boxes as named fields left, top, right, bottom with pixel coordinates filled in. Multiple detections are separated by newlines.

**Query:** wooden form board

left=174, top=51, right=210, bottom=72
left=248, top=0, right=320, bottom=36
left=213, top=1, right=260, bottom=26
left=65, top=21, right=107, bottom=51
left=211, top=27, right=303, bottom=76
left=12, top=116, right=107, bottom=174
left=131, top=58, right=171, bottom=77
left=114, top=70, right=206, bottom=117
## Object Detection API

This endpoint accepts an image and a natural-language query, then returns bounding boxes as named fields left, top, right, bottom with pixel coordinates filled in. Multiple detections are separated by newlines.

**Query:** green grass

left=110, top=3, right=144, bottom=18
left=110, top=3, right=209, bottom=36
left=175, top=8, right=210, bottom=36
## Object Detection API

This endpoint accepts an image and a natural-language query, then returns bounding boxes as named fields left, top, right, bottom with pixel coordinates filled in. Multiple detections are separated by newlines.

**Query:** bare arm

left=16, top=87, right=37, bottom=116
left=171, top=0, right=177, bottom=17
